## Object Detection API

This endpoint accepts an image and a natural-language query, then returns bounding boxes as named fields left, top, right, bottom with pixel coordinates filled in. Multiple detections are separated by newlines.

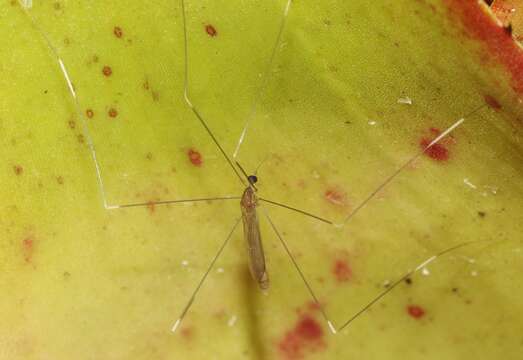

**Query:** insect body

left=240, top=175, right=269, bottom=290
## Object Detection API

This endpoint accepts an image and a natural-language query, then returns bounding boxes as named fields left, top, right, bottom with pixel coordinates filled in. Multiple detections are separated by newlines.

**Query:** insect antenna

left=171, top=217, right=242, bottom=333
left=253, top=155, right=270, bottom=176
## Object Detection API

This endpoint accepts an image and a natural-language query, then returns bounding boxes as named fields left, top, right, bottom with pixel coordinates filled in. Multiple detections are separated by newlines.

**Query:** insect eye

left=248, top=175, right=258, bottom=184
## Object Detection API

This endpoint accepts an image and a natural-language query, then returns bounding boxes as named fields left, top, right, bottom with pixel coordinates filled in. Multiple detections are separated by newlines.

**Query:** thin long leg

left=259, top=197, right=332, bottom=225
left=258, top=104, right=486, bottom=227
left=21, top=6, right=239, bottom=211
left=172, top=217, right=242, bottom=333
left=109, top=196, right=241, bottom=210
left=342, top=104, right=487, bottom=224
left=262, top=208, right=337, bottom=334
left=263, top=209, right=494, bottom=334
left=232, top=0, right=293, bottom=159
left=235, top=161, right=257, bottom=191
left=234, top=161, right=250, bottom=181
left=20, top=6, right=111, bottom=209
left=180, top=0, right=246, bottom=188
left=337, top=239, right=492, bottom=332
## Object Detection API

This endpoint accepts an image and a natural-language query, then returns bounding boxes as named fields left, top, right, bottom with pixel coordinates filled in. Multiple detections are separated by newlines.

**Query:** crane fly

left=20, top=0, right=491, bottom=337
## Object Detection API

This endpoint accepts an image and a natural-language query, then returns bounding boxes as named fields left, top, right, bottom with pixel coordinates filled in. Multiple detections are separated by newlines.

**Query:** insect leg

left=232, top=0, right=293, bottom=160
left=337, top=240, right=494, bottom=332
left=261, top=208, right=337, bottom=334
left=21, top=5, right=241, bottom=211
left=259, top=105, right=485, bottom=227
left=180, top=0, right=246, bottom=187
left=107, top=196, right=242, bottom=210
left=342, top=104, right=487, bottom=225
left=20, top=6, right=112, bottom=209
left=171, top=217, right=242, bottom=333
left=259, top=198, right=332, bottom=225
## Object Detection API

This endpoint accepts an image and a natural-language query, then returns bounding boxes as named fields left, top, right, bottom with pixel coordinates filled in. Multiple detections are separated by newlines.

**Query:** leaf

left=1, top=0, right=522, bottom=359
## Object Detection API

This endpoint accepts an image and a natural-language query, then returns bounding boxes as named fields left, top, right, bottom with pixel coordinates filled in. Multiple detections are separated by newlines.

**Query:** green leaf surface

left=1, top=0, right=522, bottom=359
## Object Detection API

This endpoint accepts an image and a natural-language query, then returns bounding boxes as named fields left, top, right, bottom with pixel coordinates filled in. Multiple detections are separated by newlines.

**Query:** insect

left=20, top=0, right=492, bottom=338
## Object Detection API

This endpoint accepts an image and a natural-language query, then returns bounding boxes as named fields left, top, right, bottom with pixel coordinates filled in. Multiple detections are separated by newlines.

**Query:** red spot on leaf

left=86, top=109, right=94, bottom=118
left=187, top=148, right=203, bottom=166
left=295, top=301, right=325, bottom=316
left=13, top=165, right=23, bottom=176
left=147, top=201, right=155, bottom=214
left=444, top=0, right=523, bottom=94
left=295, top=316, right=323, bottom=340
left=407, top=305, right=426, bottom=319
left=420, top=138, right=449, bottom=161
left=484, top=94, right=502, bottom=110
left=429, top=127, right=441, bottom=135
left=102, top=66, right=112, bottom=77
left=297, top=179, right=307, bottom=189
left=333, top=259, right=352, bottom=283
left=278, top=314, right=325, bottom=360
left=180, top=326, right=194, bottom=340
left=113, top=26, right=123, bottom=38
left=22, top=237, right=34, bottom=263
left=306, top=301, right=322, bottom=312
left=419, top=127, right=455, bottom=162
left=205, top=24, right=217, bottom=37
left=324, top=188, right=347, bottom=207
left=108, top=108, right=118, bottom=118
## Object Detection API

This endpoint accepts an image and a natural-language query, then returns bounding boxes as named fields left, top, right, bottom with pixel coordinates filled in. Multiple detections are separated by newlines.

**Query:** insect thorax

left=240, top=187, right=257, bottom=211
